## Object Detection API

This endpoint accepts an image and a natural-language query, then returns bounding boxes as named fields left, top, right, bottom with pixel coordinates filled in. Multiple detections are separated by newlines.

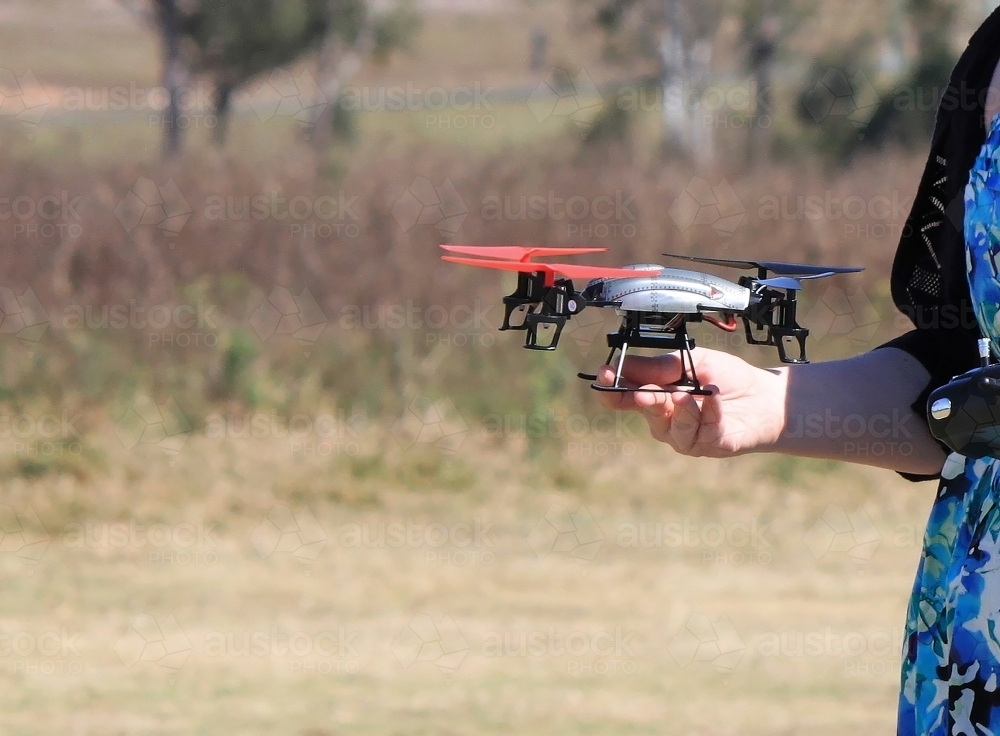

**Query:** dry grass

left=0, top=138, right=919, bottom=328
left=0, top=432, right=931, bottom=735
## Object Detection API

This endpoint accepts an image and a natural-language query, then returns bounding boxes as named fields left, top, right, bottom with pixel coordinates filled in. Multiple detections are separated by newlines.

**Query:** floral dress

left=898, top=114, right=1000, bottom=734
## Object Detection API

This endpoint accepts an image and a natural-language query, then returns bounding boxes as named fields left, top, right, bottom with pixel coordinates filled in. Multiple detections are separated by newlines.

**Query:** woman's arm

left=596, top=346, right=946, bottom=476
left=773, top=347, right=943, bottom=473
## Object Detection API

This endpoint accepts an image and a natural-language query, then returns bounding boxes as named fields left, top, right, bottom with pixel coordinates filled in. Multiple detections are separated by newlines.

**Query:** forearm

left=767, top=347, right=946, bottom=475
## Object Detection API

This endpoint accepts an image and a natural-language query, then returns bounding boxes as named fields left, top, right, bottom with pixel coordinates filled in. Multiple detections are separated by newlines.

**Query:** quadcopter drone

left=440, top=245, right=863, bottom=395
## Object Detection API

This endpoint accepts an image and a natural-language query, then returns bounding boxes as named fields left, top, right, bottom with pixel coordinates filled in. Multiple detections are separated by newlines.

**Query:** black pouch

left=928, top=364, right=1000, bottom=458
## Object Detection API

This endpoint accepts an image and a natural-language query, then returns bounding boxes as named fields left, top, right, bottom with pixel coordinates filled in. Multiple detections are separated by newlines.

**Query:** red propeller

left=441, top=255, right=659, bottom=286
left=440, top=245, right=608, bottom=262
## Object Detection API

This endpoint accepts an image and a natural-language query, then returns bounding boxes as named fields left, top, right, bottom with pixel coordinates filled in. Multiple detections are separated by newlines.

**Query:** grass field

left=0, top=426, right=931, bottom=735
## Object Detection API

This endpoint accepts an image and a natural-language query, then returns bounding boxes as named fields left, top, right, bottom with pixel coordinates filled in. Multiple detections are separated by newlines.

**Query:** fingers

left=595, top=354, right=687, bottom=412
left=634, top=385, right=668, bottom=409
left=687, top=384, right=725, bottom=451
left=593, top=364, right=728, bottom=455
left=637, top=388, right=678, bottom=439
left=637, top=384, right=726, bottom=455
left=667, top=391, right=702, bottom=451
left=616, top=354, right=685, bottom=388
left=698, top=385, right=723, bottom=432
left=595, top=365, right=640, bottom=411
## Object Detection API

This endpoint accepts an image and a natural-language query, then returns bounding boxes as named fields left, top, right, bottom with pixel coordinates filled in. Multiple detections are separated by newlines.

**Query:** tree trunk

left=214, top=82, right=234, bottom=147
left=312, top=5, right=374, bottom=152
left=311, top=31, right=340, bottom=151
left=748, top=25, right=777, bottom=164
left=689, top=38, right=714, bottom=165
left=154, top=0, right=186, bottom=158
left=659, top=27, right=689, bottom=151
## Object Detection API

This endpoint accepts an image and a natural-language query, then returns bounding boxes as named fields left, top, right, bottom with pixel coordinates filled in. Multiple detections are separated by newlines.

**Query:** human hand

left=595, top=348, right=787, bottom=457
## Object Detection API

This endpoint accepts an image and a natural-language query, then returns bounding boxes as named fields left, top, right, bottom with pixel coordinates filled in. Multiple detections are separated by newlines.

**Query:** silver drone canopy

left=586, top=266, right=751, bottom=314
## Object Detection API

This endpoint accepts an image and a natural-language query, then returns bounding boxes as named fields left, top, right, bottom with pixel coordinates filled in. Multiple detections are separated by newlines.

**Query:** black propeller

left=662, top=253, right=863, bottom=277
left=757, top=274, right=838, bottom=290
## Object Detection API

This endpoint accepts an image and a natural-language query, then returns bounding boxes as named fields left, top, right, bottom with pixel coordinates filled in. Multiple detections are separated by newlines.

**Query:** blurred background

left=0, top=0, right=994, bottom=733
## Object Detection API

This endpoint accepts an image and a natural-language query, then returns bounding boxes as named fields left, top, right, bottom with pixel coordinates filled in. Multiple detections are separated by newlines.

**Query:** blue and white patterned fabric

left=898, top=113, right=1000, bottom=735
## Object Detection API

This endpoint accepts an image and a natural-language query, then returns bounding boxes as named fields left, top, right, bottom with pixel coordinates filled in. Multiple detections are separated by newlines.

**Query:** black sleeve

left=874, top=26, right=997, bottom=481
left=874, top=328, right=980, bottom=481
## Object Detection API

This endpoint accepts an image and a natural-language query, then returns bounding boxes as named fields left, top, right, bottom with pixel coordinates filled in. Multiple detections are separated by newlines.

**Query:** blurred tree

left=182, top=0, right=334, bottom=146
left=529, top=28, right=549, bottom=72
left=796, top=42, right=884, bottom=165
left=588, top=0, right=727, bottom=162
left=309, top=1, right=421, bottom=151
left=736, top=0, right=808, bottom=163
left=796, top=0, right=959, bottom=163
left=118, top=0, right=194, bottom=157
left=864, top=0, right=959, bottom=147
left=119, top=0, right=419, bottom=152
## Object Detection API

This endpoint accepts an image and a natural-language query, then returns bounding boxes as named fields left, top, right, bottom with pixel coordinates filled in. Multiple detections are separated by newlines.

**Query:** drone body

left=585, top=265, right=751, bottom=314
left=440, top=245, right=863, bottom=394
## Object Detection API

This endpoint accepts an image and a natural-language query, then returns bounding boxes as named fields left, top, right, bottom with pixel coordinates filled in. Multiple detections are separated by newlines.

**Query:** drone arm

left=772, top=287, right=809, bottom=363
left=741, top=282, right=810, bottom=364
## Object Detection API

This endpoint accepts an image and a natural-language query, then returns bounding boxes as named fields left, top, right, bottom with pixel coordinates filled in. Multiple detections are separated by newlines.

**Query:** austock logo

left=560, top=304, right=614, bottom=356
left=527, top=503, right=604, bottom=564
left=391, top=396, right=469, bottom=458
left=801, top=285, right=881, bottom=346
left=62, top=516, right=218, bottom=567
left=391, top=613, right=469, bottom=674
left=527, top=68, right=603, bottom=132
left=56, top=299, right=219, bottom=350
left=0, top=69, right=49, bottom=138
left=802, top=68, right=879, bottom=135
left=0, top=505, right=50, bottom=575
left=479, top=190, right=637, bottom=239
left=114, top=177, right=192, bottom=237
left=0, top=286, right=49, bottom=350
left=4, top=191, right=85, bottom=242
left=667, top=612, right=746, bottom=675
left=669, top=178, right=746, bottom=239
left=616, top=517, right=772, bottom=568
left=249, top=286, right=327, bottom=356
left=481, top=627, right=638, bottom=675
left=249, top=68, right=326, bottom=129
left=338, top=517, right=495, bottom=567
left=114, top=395, right=192, bottom=455
left=204, top=409, right=364, bottom=460
left=946, top=191, right=966, bottom=233
left=250, top=504, right=328, bottom=563
left=203, top=626, right=360, bottom=675
left=0, top=628, right=84, bottom=675
left=114, top=614, right=191, bottom=673
left=804, top=504, right=881, bottom=573
left=392, top=177, right=468, bottom=235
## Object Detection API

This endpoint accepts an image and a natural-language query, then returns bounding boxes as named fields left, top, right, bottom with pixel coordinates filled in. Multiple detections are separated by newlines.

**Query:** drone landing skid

left=588, top=383, right=713, bottom=396
left=578, top=314, right=713, bottom=396
left=578, top=365, right=712, bottom=395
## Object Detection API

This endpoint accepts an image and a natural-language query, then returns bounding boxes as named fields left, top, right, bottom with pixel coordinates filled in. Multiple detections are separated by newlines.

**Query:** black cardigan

left=878, top=6, right=1000, bottom=480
